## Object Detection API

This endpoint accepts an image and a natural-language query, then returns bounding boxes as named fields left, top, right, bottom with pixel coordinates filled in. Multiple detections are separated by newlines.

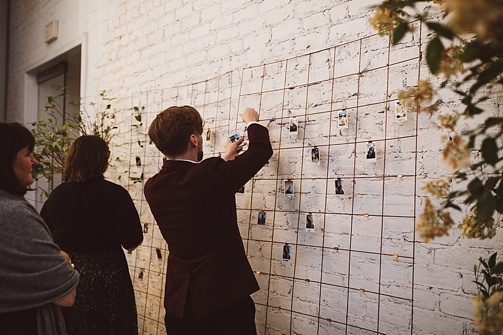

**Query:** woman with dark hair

left=0, top=122, right=80, bottom=335
left=41, top=135, right=143, bottom=335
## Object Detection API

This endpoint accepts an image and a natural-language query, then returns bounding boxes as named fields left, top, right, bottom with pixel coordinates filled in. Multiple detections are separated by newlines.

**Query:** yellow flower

left=369, top=5, right=403, bottom=36
left=398, top=80, right=435, bottom=113
left=441, top=210, right=456, bottom=229
left=442, top=134, right=471, bottom=171
left=459, top=208, right=496, bottom=239
left=446, top=0, right=503, bottom=42
left=422, top=177, right=452, bottom=199
left=438, top=46, right=465, bottom=80
left=416, top=198, right=453, bottom=242
left=438, top=112, right=460, bottom=130
left=472, top=292, right=503, bottom=335
left=417, top=80, right=434, bottom=103
left=487, top=292, right=503, bottom=308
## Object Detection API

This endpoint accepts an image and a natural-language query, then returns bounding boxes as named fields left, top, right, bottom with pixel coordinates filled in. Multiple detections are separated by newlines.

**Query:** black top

left=41, top=179, right=143, bottom=254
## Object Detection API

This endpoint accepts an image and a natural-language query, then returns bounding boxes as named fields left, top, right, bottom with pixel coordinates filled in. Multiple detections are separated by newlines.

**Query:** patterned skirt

left=63, top=252, right=138, bottom=335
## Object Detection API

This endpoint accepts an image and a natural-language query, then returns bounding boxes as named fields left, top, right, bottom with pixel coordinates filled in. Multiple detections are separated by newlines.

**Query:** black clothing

left=0, top=308, right=37, bottom=335
left=164, top=296, right=256, bottom=335
left=61, top=253, right=138, bottom=335
left=41, top=179, right=143, bottom=254
left=41, top=179, right=143, bottom=335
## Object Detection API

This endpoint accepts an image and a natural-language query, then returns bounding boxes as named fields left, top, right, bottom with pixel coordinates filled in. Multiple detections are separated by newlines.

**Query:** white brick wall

left=6, top=1, right=502, bottom=335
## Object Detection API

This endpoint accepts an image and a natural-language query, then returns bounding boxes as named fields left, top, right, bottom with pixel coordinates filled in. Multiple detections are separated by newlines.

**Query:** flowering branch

left=371, top=2, right=503, bottom=331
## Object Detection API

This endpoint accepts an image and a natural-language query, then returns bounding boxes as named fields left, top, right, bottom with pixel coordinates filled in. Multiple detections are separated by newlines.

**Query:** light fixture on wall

left=44, top=20, right=58, bottom=44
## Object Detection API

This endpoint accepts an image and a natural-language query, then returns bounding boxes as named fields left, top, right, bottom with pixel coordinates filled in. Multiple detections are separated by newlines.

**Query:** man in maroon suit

left=144, top=106, right=272, bottom=335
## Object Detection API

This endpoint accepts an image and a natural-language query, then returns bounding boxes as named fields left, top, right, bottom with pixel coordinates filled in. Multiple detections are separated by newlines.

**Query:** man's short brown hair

left=148, top=106, right=203, bottom=157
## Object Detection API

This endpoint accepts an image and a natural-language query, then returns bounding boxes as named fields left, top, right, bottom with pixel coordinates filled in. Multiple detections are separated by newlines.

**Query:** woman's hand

left=60, top=250, right=74, bottom=268
left=52, top=250, right=77, bottom=307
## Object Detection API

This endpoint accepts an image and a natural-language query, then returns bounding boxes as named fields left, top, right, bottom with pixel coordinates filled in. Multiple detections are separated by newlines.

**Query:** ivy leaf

left=465, top=103, right=484, bottom=116
left=489, top=253, right=497, bottom=269
left=426, top=37, right=444, bottom=75
left=425, top=21, right=454, bottom=40
left=496, top=200, right=503, bottom=214
left=392, top=22, right=409, bottom=45
left=492, top=262, right=503, bottom=275
left=497, top=176, right=503, bottom=197
left=495, top=179, right=503, bottom=213
left=481, top=138, right=499, bottom=166
left=468, top=177, right=485, bottom=197
left=473, top=280, right=488, bottom=295
left=470, top=60, right=503, bottom=94
left=460, top=42, right=480, bottom=62
left=467, top=135, right=476, bottom=150
left=480, top=257, right=489, bottom=270
left=484, top=117, right=503, bottom=130
left=485, top=176, right=501, bottom=191
left=477, top=192, right=496, bottom=222
left=444, top=201, right=461, bottom=211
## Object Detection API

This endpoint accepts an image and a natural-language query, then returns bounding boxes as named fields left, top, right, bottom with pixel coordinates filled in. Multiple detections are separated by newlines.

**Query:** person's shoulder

left=0, top=190, right=24, bottom=212
left=101, top=179, right=129, bottom=193
left=48, top=181, right=70, bottom=194
left=196, top=156, right=225, bottom=171
left=0, top=190, right=37, bottom=223
left=200, top=157, right=222, bottom=165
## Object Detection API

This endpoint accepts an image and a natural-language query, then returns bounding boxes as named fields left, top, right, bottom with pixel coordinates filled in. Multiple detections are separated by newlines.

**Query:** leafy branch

left=371, top=1, right=503, bottom=332
left=371, top=0, right=503, bottom=241
left=31, top=89, right=120, bottom=197
left=473, top=253, right=503, bottom=335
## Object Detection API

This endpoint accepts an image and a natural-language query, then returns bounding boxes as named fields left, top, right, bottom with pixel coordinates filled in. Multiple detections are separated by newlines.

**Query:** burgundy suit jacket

left=144, top=123, right=273, bottom=319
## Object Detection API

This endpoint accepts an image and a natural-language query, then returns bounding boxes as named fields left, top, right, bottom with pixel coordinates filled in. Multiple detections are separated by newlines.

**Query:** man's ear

left=189, top=134, right=198, bottom=147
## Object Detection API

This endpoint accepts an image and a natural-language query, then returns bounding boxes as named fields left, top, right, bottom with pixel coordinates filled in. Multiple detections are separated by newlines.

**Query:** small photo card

left=206, top=128, right=212, bottom=141
left=135, top=156, right=142, bottom=167
left=338, top=111, right=348, bottom=129
left=311, top=146, right=320, bottom=165
left=229, top=132, right=240, bottom=143
left=257, top=210, right=266, bottom=226
left=285, top=180, right=294, bottom=197
left=289, top=116, right=298, bottom=134
left=366, top=141, right=376, bottom=162
left=282, top=243, right=292, bottom=262
left=335, top=178, right=344, bottom=195
left=306, top=213, right=315, bottom=231
left=394, top=101, right=407, bottom=122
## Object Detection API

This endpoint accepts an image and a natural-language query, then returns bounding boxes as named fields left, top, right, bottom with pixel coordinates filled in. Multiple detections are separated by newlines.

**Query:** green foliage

left=473, top=253, right=503, bottom=335
left=425, top=37, right=444, bottom=74
left=372, top=0, right=503, bottom=236
left=31, top=89, right=120, bottom=196
left=371, top=1, right=503, bottom=332
left=474, top=253, right=503, bottom=299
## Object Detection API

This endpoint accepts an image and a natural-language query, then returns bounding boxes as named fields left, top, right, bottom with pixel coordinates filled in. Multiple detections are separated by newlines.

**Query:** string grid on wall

left=123, top=26, right=423, bottom=335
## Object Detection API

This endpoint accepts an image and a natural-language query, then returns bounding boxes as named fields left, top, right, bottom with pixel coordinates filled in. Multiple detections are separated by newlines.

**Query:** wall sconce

left=45, top=20, right=58, bottom=44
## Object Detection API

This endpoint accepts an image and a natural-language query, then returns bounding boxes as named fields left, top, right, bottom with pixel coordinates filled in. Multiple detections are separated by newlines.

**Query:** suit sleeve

left=207, top=123, right=273, bottom=193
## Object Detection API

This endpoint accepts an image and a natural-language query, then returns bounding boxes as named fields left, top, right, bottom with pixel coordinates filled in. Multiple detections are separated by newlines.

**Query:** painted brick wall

left=6, top=1, right=502, bottom=334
